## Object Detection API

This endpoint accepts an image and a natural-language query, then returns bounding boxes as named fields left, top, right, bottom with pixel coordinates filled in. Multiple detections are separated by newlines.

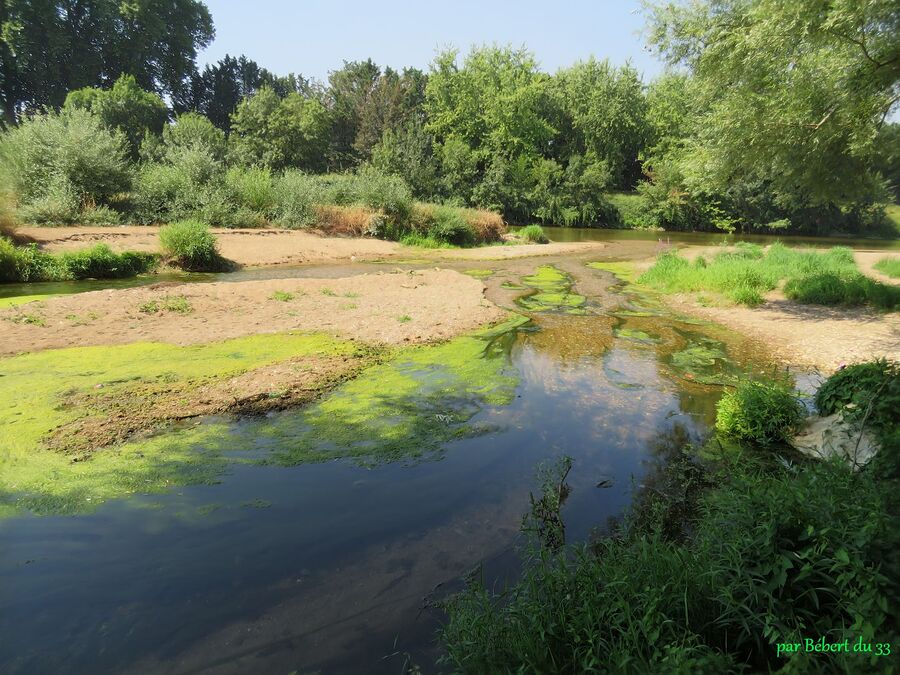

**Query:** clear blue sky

left=198, top=0, right=664, bottom=82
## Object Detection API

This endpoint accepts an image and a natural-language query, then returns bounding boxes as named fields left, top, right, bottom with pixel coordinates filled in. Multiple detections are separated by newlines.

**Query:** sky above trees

left=197, top=0, right=664, bottom=82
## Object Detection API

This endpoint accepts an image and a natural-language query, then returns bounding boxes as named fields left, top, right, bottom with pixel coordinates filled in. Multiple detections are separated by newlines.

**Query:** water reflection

left=0, top=279, right=774, bottom=674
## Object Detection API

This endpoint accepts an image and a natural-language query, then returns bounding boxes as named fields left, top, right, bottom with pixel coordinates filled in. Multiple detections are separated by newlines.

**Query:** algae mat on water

left=516, top=265, right=586, bottom=314
left=0, top=324, right=522, bottom=518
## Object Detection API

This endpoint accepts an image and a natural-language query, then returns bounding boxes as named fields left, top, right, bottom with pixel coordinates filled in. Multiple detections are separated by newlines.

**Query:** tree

left=551, top=59, right=648, bottom=188
left=64, top=75, right=169, bottom=157
left=173, top=54, right=315, bottom=132
left=644, top=0, right=899, bottom=209
left=0, top=0, right=213, bottom=123
left=326, top=59, right=382, bottom=169
left=229, top=87, right=330, bottom=171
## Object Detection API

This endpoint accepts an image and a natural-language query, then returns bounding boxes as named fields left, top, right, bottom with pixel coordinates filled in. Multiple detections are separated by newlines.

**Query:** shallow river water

left=1, top=252, right=793, bottom=673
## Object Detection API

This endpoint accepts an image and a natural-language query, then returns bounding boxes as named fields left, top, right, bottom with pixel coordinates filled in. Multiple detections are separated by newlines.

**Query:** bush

left=428, top=206, right=476, bottom=246
left=159, top=220, right=219, bottom=270
left=0, top=108, right=131, bottom=214
left=352, top=167, right=413, bottom=222
left=815, top=359, right=900, bottom=435
left=225, top=166, right=276, bottom=216
left=0, top=237, right=17, bottom=281
left=519, top=224, right=549, bottom=244
left=715, top=379, right=805, bottom=445
left=274, top=170, right=319, bottom=228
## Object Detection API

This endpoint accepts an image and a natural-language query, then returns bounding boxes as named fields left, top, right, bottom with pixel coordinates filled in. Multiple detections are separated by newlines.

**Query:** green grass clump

left=159, top=220, right=219, bottom=271
left=715, top=379, right=805, bottom=445
left=138, top=295, right=193, bottom=315
left=0, top=237, right=157, bottom=283
left=440, top=453, right=894, bottom=673
left=639, top=243, right=899, bottom=309
left=270, top=290, right=295, bottom=302
left=872, top=257, right=900, bottom=279
left=518, top=224, right=549, bottom=244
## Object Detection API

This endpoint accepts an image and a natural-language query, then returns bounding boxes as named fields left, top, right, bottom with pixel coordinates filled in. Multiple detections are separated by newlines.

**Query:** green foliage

left=225, top=166, right=276, bottom=215
left=640, top=243, right=900, bottom=309
left=715, top=379, right=805, bottom=445
left=273, top=170, right=319, bottom=228
left=644, top=0, right=897, bottom=231
left=815, top=360, right=900, bottom=436
left=426, top=206, right=475, bottom=246
left=0, top=108, right=132, bottom=219
left=0, top=238, right=157, bottom=282
left=229, top=87, right=330, bottom=171
left=158, top=220, right=219, bottom=270
left=64, top=75, right=168, bottom=157
left=0, top=0, right=213, bottom=122
left=441, top=455, right=894, bottom=673
left=873, top=257, right=900, bottom=279
left=518, top=224, right=549, bottom=244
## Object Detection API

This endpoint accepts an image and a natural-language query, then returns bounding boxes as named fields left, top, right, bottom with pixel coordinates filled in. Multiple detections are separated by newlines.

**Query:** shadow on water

left=0, top=269, right=780, bottom=674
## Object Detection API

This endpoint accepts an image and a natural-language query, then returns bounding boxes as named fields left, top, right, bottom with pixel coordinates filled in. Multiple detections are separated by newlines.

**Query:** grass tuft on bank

left=0, top=237, right=158, bottom=283
left=873, top=256, right=900, bottom=279
left=639, top=243, right=900, bottom=309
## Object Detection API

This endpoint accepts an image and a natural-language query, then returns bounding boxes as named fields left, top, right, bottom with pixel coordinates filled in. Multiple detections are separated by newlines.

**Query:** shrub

left=0, top=237, right=17, bottom=281
left=815, top=359, right=900, bottom=435
left=314, top=205, right=375, bottom=237
left=0, top=238, right=156, bottom=282
left=225, top=166, right=276, bottom=216
left=428, top=206, right=476, bottom=246
left=715, top=379, right=805, bottom=445
left=461, top=207, right=506, bottom=243
left=352, top=167, right=413, bottom=222
left=159, top=220, right=219, bottom=270
left=441, top=457, right=893, bottom=673
left=0, top=108, right=131, bottom=212
left=519, top=224, right=549, bottom=244
left=273, top=170, right=319, bottom=228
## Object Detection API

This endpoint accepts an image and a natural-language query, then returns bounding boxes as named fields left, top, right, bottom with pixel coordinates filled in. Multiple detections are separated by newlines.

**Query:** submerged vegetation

left=0, top=318, right=524, bottom=517
left=639, top=243, right=900, bottom=310
left=440, top=361, right=899, bottom=673
left=517, top=265, right=586, bottom=314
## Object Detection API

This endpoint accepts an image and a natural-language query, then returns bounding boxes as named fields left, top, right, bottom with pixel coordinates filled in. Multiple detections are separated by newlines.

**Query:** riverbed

left=0, top=240, right=883, bottom=673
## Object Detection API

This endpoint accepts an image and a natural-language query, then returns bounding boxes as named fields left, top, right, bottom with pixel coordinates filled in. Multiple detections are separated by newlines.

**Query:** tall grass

left=873, top=257, right=900, bottom=279
left=0, top=238, right=157, bottom=282
left=639, top=243, right=900, bottom=309
left=158, top=220, right=220, bottom=271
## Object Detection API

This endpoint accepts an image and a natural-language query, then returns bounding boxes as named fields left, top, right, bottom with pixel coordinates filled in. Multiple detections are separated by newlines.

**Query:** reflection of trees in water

left=595, top=423, right=713, bottom=547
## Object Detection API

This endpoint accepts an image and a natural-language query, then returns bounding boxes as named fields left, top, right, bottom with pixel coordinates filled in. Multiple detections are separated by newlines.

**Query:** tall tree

left=644, top=0, right=900, bottom=208
left=173, top=54, right=314, bottom=132
left=64, top=74, right=169, bottom=157
left=0, top=0, right=214, bottom=123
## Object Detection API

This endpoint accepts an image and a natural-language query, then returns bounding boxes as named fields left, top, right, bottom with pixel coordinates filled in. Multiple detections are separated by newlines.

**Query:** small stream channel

left=1, top=244, right=806, bottom=673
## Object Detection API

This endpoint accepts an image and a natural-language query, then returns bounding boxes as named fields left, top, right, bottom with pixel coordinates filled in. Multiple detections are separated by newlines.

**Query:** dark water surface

left=0, top=262, right=781, bottom=673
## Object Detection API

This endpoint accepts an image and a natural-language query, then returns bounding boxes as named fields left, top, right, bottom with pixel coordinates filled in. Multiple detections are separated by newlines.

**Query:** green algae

left=463, top=269, right=495, bottom=278
left=0, top=332, right=361, bottom=517
left=0, top=318, right=526, bottom=518
left=666, top=334, right=740, bottom=385
left=501, top=282, right=526, bottom=290
left=586, top=261, right=639, bottom=283
left=0, top=294, right=60, bottom=309
left=517, top=265, right=587, bottom=314
left=613, top=327, right=660, bottom=343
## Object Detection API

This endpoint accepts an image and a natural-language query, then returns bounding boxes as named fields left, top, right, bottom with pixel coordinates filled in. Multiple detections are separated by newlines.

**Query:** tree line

left=1, top=0, right=897, bottom=234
